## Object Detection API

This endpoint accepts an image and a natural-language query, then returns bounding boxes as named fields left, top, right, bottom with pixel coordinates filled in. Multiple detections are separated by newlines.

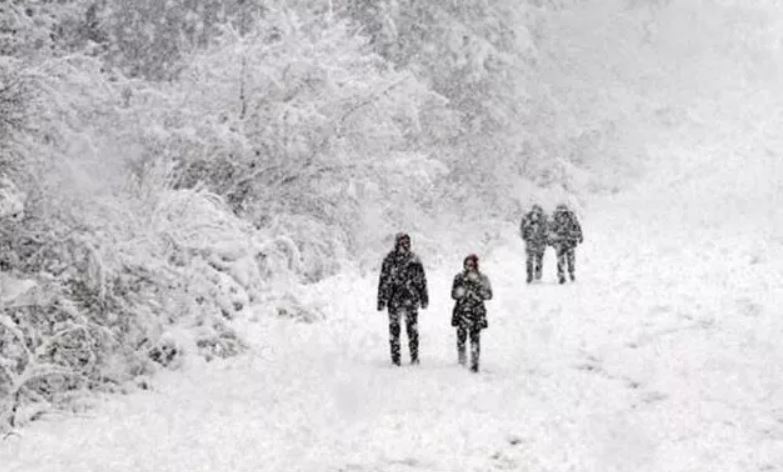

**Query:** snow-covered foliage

left=167, top=10, right=448, bottom=274
left=0, top=174, right=261, bottom=428
left=0, top=1, right=445, bottom=429
left=341, top=1, right=545, bottom=218
left=97, top=0, right=260, bottom=80
left=0, top=1, right=88, bottom=58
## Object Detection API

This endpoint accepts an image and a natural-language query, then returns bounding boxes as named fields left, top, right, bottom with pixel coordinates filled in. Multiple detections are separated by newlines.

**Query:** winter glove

left=421, top=301, right=428, bottom=310
left=377, top=301, right=386, bottom=312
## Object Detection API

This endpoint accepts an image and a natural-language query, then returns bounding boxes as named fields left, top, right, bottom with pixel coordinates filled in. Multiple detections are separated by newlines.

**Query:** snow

left=0, top=175, right=24, bottom=221
left=0, top=274, right=36, bottom=307
left=2, top=181, right=781, bottom=471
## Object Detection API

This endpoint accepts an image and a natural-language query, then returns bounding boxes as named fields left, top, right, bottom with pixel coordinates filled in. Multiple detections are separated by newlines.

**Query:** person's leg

left=525, top=249, right=534, bottom=283
left=567, top=247, right=576, bottom=281
left=388, top=308, right=402, bottom=366
left=469, top=327, right=481, bottom=372
left=534, top=250, right=544, bottom=281
left=556, top=245, right=567, bottom=284
left=456, top=325, right=467, bottom=365
left=405, top=309, right=419, bottom=364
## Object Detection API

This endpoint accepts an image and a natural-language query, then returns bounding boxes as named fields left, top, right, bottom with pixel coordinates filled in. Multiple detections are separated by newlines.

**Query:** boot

left=390, top=342, right=401, bottom=366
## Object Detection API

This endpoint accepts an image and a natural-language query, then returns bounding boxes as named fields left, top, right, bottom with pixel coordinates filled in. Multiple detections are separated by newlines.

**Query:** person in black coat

left=548, top=204, right=584, bottom=284
left=520, top=204, right=549, bottom=283
left=377, top=233, right=429, bottom=366
left=450, top=254, right=492, bottom=372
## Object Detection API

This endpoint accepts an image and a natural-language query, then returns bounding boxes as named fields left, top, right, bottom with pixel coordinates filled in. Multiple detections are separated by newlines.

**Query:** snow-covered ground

left=2, top=169, right=782, bottom=471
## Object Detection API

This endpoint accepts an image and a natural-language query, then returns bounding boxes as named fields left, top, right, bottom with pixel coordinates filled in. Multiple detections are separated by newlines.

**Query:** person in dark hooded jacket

left=377, top=233, right=429, bottom=366
left=520, top=204, right=549, bottom=283
left=450, top=254, right=492, bottom=372
left=548, top=204, right=583, bottom=284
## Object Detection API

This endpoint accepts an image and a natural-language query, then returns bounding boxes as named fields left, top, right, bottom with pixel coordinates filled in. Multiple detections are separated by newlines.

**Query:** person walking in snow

left=450, top=254, right=492, bottom=372
left=520, top=204, right=549, bottom=283
left=377, top=233, right=429, bottom=366
left=548, top=204, right=583, bottom=284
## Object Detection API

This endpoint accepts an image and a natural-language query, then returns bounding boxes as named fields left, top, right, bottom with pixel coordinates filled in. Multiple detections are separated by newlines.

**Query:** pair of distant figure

left=376, top=234, right=491, bottom=372
left=520, top=204, right=583, bottom=284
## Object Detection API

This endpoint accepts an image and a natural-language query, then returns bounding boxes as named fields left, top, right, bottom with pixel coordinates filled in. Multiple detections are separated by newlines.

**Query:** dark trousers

left=525, top=250, right=544, bottom=282
left=555, top=245, right=576, bottom=282
left=388, top=307, right=418, bottom=365
left=456, top=325, right=481, bottom=372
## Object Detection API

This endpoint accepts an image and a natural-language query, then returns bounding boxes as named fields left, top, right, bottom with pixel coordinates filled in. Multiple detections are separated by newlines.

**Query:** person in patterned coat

left=520, top=204, right=549, bottom=283
left=548, top=204, right=583, bottom=284
left=377, top=233, right=429, bottom=366
left=450, top=254, right=492, bottom=372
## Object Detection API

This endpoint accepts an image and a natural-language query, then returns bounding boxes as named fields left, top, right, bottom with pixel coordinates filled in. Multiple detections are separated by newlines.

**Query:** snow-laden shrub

left=0, top=182, right=284, bottom=430
left=0, top=15, right=448, bottom=432
left=0, top=1, right=480, bottom=433
left=0, top=54, right=283, bottom=428
left=163, top=10, right=448, bottom=281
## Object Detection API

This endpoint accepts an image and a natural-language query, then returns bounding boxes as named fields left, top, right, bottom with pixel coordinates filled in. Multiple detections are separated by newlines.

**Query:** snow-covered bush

left=0, top=176, right=278, bottom=429
left=0, top=54, right=264, bottom=430
left=151, top=8, right=449, bottom=281
left=0, top=9, right=449, bottom=431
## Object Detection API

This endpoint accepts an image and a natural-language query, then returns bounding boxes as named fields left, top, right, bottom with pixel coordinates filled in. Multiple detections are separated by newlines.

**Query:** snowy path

left=2, top=196, right=782, bottom=471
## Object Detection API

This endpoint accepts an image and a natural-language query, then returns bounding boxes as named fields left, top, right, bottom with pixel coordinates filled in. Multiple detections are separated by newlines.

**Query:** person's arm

left=478, top=275, right=493, bottom=301
left=541, top=218, right=550, bottom=241
left=451, top=274, right=465, bottom=300
left=464, top=276, right=483, bottom=301
left=416, top=260, right=429, bottom=309
left=575, top=218, right=583, bottom=244
left=547, top=221, right=559, bottom=245
left=377, top=256, right=391, bottom=311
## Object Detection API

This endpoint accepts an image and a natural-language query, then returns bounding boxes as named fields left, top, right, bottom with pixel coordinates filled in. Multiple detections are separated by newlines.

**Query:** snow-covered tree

left=158, top=8, right=448, bottom=275
left=0, top=1, right=450, bottom=429
left=338, top=1, right=561, bottom=219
